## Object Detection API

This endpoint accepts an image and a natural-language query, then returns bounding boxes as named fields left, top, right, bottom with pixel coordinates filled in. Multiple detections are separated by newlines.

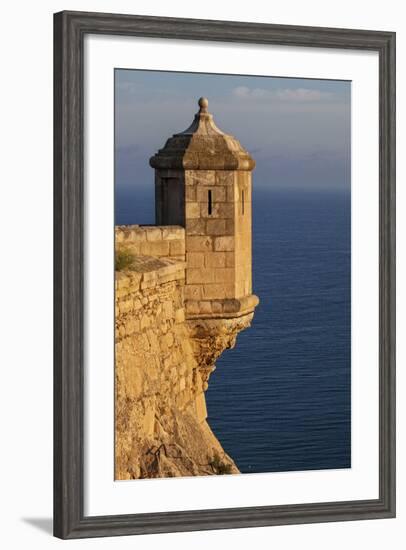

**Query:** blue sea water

left=116, top=186, right=351, bottom=473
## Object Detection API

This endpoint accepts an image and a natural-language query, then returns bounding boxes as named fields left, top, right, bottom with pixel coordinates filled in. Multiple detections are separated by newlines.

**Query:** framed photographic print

left=54, top=10, right=396, bottom=539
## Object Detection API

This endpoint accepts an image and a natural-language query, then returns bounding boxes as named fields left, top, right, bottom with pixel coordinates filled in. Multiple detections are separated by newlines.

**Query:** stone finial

left=198, top=97, right=209, bottom=113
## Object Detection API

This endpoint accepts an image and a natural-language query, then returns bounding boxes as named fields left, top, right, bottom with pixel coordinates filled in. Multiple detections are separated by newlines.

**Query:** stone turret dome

left=150, top=98, right=255, bottom=171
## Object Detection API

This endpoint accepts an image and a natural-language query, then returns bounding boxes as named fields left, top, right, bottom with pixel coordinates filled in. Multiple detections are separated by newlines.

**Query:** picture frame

left=54, top=10, right=396, bottom=539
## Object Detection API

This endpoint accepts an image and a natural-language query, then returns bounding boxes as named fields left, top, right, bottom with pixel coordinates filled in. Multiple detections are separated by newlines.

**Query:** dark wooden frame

left=54, top=10, right=396, bottom=539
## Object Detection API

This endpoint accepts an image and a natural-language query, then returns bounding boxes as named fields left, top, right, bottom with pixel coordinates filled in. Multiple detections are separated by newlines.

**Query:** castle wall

left=115, top=225, right=185, bottom=262
left=115, top=253, right=239, bottom=479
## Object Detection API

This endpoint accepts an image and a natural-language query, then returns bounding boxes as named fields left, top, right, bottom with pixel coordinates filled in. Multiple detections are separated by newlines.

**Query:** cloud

left=232, top=86, right=333, bottom=102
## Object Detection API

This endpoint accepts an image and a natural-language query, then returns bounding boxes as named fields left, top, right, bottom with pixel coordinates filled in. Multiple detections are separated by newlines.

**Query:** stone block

left=185, top=186, right=197, bottom=202
left=198, top=301, right=212, bottom=314
left=161, top=226, right=185, bottom=240
left=186, top=218, right=206, bottom=235
left=211, top=300, right=224, bottom=314
left=186, top=169, right=215, bottom=186
left=126, top=228, right=144, bottom=242
left=186, top=236, right=213, bottom=252
left=186, top=252, right=205, bottom=268
left=203, top=283, right=235, bottom=299
left=206, top=219, right=226, bottom=235
left=185, top=202, right=200, bottom=218
left=140, top=240, right=170, bottom=256
left=214, top=268, right=235, bottom=283
left=145, top=227, right=163, bottom=241
left=222, top=299, right=240, bottom=313
left=214, top=236, right=234, bottom=252
left=185, top=300, right=200, bottom=315
left=169, top=255, right=186, bottom=263
left=186, top=268, right=216, bottom=284
left=157, top=262, right=178, bottom=278
left=225, top=251, right=235, bottom=267
left=169, top=240, right=186, bottom=256
left=216, top=171, right=235, bottom=186
left=183, top=285, right=203, bottom=301
left=225, top=219, right=235, bottom=235
left=115, top=226, right=145, bottom=243
left=142, top=271, right=157, bottom=284
left=205, top=252, right=226, bottom=268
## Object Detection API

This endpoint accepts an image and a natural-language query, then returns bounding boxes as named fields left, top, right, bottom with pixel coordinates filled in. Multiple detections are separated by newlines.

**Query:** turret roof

left=150, top=98, right=255, bottom=171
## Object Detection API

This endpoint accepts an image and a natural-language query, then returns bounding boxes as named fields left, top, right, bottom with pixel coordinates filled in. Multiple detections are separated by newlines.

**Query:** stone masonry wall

left=115, top=222, right=257, bottom=320
left=184, top=170, right=237, bottom=305
left=181, top=169, right=256, bottom=318
left=115, top=253, right=239, bottom=479
left=116, top=225, right=185, bottom=262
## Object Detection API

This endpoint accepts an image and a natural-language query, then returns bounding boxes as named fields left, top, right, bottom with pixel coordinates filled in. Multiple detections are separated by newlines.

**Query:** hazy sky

left=115, top=69, right=350, bottom=193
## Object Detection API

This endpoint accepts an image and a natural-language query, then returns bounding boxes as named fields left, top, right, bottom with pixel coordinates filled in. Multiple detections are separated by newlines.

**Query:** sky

left=115, top=69, right=350, bottom=195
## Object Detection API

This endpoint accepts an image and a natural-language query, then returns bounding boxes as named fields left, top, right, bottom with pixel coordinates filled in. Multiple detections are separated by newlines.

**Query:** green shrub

left=115, top=249, right=135, bottom=271
left=209, top=452, right=233, bottom=475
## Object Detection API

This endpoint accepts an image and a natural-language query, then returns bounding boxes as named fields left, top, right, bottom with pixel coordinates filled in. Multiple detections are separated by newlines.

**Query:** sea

left=116, top=185, right=351, bottom=474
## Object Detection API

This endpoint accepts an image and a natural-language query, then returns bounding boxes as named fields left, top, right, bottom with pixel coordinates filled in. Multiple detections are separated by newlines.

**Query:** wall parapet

left=116, top=256, right=186, bottom=295
left=116, top=224, right=185, bottom=261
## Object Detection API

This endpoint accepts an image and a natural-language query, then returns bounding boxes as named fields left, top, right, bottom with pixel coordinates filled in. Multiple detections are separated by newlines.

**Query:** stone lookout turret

left=150, top=97, right=259, bottom=320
